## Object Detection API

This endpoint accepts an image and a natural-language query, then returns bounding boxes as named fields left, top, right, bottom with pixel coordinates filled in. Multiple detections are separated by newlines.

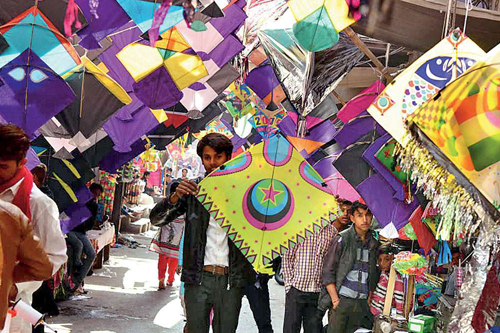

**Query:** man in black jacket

left=150, top=133, right=255, bottom=333
left=66, top=183, right=102, bottom=291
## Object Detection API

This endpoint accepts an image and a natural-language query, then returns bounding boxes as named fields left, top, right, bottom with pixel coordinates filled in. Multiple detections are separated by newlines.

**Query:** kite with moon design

left=197, top=134, right=340, bottom=273
left=367, top=30, right=485, bottom=144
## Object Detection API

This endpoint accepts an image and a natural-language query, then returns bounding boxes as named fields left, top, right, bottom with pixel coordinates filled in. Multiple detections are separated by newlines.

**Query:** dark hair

left=143, top=171, right=150, bottom=177
left=0, top=124, right=30, bottom=162
left=31, top=164, right=47, bottom=182
left=89, top=183, right=104, bottom=192
left=170, top=181, right=180, bottom=194
left=196, top=133, right=233, bottom=159
left=349, top=201, right=370, bottom=216
left=338, top=199, right=353, bottom=206
left=378, top=244, right=396, bottom=256
left=451, top=247, right=461, bottom=254
left=182, top=168, right=188, bottom=172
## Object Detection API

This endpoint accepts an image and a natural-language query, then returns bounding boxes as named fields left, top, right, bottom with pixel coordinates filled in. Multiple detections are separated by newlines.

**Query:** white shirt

left=203, top=216, right=229, bottom=267
left=0, top=179, right=68, bottom=333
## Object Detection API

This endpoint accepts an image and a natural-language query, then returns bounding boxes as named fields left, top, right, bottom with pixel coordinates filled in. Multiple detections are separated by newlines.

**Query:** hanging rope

left=463, top=0, right=474, bottom=35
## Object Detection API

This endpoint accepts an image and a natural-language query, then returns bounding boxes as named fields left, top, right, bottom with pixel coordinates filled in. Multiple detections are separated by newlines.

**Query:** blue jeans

left=68, top=231, right=96, bottom=286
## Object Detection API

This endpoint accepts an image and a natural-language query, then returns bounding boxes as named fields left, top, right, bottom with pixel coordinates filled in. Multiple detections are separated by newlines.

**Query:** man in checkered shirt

left=282, top=199, right=352, bottom=333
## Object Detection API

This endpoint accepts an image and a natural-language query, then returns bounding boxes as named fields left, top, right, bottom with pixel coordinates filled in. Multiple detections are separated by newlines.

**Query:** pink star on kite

left=260, top=182, right=283, bottom=204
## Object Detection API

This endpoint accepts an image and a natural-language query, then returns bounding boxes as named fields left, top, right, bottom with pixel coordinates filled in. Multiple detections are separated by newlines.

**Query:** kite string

left=257, top=135, right=282, bottom=272
left=24, top=0, right=40, bottom=128
left=463, top=0, right=473, bottom=35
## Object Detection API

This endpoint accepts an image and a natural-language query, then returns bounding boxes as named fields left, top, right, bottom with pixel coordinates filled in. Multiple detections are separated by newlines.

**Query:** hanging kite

left=287, top=0, right=357, bottom=52
left=0, top=6, right=82, bottom=76
left=407, top=43, right=500, bottom=210
left=197, top=134, right=340, bottom=272
left=75, top=0, right=131, bottom=49
left=0, top=1, right=87, bottom=35
left=368, top=30, right=485, bottom=144
left=55, top=56, right=132, bottom=144
left=0, top=49, right=76, bottom=138
left=249, top=109, right=287, bottom=139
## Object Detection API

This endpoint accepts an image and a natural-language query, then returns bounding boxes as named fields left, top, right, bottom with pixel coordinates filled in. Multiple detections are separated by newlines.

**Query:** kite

left=197, top=134, right=339, bottom=272
left=278, top=114, right=337, bottom=158
left=363, top=134, right=411, bottom=202
left=258, top=10, right=363, bottom=115
left=0, top=6, right=82, bottom=76
left=116, top=0, right=185, bottom=33
left=103, top=95, right=163, bottom=152
left=33, top=138, right=95, bottom=211
left=0, top=49, right=76, bottom=138
left=407, top=43, right=500, bottom=210
left=356, top=172, right=419, bottom=230
left=0, top=1, right=87, bottom=35
left=249, top=109, right=287, bottom=139
left=368, top=30, right=485, bottom=144
left=75, top=0, right=131, bottom=49
left=55, top=57, right=131, bottom=143
left=287, top=0, right=357, bottom=52
left=337, top=80, right=384, bottom=123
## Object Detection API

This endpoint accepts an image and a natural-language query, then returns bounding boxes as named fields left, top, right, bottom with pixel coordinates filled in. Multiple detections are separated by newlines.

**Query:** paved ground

left=46, top=233, right=286, bottom=333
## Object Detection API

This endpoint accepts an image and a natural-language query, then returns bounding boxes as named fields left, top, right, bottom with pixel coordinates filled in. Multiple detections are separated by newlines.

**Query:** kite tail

left=149, top=0, right=173, bottom=47
left=183, top=0, right=196, bottom=29
left=64, top=0, right=83, bottom=37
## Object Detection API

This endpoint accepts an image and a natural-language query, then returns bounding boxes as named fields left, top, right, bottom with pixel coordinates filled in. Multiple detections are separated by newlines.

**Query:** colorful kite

left=407, top=44, right=500, bottom=209
left=368, top=30, right=485, bottom=144
left=197, top=134, right=339, bottom=272
left=287, top=0, right=357, bottom=52
left=0, top=49, right=76, bottom=138
left=56, top=57, right=132, bottom=143
left=249, top=109, right=287, bottom=139
left=0, top=6, right=82, bottom=76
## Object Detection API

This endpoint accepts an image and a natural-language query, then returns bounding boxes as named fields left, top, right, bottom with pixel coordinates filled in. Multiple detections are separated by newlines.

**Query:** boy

left=370, top=245, right=404, bottom=316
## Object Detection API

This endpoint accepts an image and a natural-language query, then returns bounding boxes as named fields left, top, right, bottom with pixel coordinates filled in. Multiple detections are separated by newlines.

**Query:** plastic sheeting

left=258, top=10, right=363, bottom=115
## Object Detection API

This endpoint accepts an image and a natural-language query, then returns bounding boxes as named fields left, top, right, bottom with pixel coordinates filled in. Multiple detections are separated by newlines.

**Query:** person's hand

left=176, top=266, right=182, bottom=275
left=331, top=297, right=340, bottom=309
left=170, top=180, right=198, bottom=204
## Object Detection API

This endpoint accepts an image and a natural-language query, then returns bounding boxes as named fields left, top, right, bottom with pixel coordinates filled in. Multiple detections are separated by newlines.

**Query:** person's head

left=181, top=168, right=188, bottom=178
left=378, top=245, right=395, bottom=272
left=0, top=124, right=30, bottom=185
left=165, top=174, right=172, bottom=183
left=336, top=199, right=353, bottom=227
left=31, top=163, right=48, bottom=188
left=167, top=167, right=173, bottom=173
left=451, top=247, right=462, bottom=266
left=349, top=201, right=373, bottom=234
left=196, top=133, right=233, bottom=174
left=143, top=171, right=150, bottom=180
left=89, top=183, right=104, bottom=200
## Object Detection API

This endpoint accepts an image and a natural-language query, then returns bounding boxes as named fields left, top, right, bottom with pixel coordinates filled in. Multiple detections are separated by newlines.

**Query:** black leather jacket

left=150, top=195, right=255, bottom=288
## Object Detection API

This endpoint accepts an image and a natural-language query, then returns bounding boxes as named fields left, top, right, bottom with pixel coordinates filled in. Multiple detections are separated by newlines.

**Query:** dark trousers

left=243, top=275, right=273, bottom=333
left=327, top=297, right=373, bottom=333
left=32, top=281, right=59, bottom=333
left=284, top=287, right=322, bottom=333
left=184, top=271, right=243, bottom=333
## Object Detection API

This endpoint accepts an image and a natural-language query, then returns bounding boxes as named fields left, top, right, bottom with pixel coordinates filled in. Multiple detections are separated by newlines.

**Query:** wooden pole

left=383, top=266, right=397, bottom=316
left=344, top=27, right=393, bottom=83
left=331, top=90, right=346, bottom=106
left=405, top=275, right=416, bottom=319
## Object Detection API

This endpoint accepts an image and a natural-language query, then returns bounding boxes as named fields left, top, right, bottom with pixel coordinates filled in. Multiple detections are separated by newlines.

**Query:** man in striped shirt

left=322, top=202, right=380, bottom=333
left=282, top=200, right=352, bottom=333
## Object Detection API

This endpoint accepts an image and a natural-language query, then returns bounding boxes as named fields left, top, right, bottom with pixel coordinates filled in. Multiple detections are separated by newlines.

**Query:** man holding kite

left=150, top=133, right=255, bottom=333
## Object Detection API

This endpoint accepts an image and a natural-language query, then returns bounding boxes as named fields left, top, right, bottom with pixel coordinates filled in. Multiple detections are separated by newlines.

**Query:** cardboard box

left=408, top=315, right=436, bottom=333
